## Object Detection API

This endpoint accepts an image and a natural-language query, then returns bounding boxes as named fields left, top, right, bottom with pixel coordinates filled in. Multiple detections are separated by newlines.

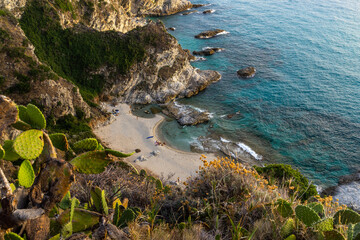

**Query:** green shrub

left=19, top=0, right=148, bottom=102
left=254, top=164, right=317, bottom=201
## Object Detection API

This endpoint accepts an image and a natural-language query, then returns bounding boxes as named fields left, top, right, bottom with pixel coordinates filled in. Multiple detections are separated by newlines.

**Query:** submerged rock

left=192, top=4, right=206, bottom=8
left=168, top=27, right=176, bottom=31
left=203, top=9, right=215, bottom=14
left=195, top=29, right=227, bottom=39
left=163, top=102, right=210, bottom=126
left=193, top=49, right=215, bottom=56
left=237, top=67, right=256, bottom=78
left=182, top=10, right=198, bottom=15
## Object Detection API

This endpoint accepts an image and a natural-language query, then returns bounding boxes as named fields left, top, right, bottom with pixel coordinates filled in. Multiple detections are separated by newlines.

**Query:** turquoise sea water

left=156, top=0, right=360, bottom=190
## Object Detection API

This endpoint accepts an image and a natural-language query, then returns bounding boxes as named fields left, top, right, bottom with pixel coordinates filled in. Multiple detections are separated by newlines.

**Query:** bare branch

left=0, top=168, right=12, bottom=198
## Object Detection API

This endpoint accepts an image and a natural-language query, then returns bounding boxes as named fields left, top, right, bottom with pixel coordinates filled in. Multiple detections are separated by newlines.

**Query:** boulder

left=182, top=10, right=197, bottom=15
left=163, top=102, right=210, bottom=126
left=168, top=27, right=176, bottom=31
left=193, top=49, right=215, bottom=56
left=192, top=4, right=205, bottom=8
left=203, top=9, right=215, bottom=14
left=237, top=67, right=256, bottom=79
left=195, top=29, right=226, bottom=39
left=204, top=47, right=225, bottom=52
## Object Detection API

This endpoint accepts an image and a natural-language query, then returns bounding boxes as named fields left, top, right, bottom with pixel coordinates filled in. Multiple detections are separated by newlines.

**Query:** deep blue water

left=155, top=0, right=360, bottom=189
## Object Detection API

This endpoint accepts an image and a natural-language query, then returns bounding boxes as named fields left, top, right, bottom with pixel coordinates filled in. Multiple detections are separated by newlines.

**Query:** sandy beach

left=93, top=103, right=217, bottom=182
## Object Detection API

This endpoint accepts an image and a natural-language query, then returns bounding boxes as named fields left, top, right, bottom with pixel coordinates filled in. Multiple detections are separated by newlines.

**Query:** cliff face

left=103, top=22, right=221, bottom=104
left=0, top=12, right=91, bottom=119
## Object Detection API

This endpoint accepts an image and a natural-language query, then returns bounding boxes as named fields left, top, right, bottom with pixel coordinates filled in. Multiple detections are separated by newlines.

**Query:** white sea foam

left=191, top=57, right=207, bottom=62
left=216, top=31, right=230, bottom=36
left=220, top=137, right=231, bottom=143
left=237, top=142, right=263, bottom=160
left=333, top=182, right=360, bottom=211
left=202, top=46, right=224, bottom=52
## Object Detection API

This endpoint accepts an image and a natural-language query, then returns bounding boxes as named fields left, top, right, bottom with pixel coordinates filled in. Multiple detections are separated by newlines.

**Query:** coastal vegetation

left=1, top=97, right=359, bottom=240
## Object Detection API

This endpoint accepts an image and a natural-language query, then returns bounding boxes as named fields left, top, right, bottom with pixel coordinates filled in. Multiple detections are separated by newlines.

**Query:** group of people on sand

left=155, top=140, right=166, bottom=146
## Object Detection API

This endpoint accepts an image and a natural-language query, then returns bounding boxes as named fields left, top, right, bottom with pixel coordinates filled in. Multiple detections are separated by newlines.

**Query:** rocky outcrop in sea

left=195, top=29, right=227, bottom=39
left=162, top=102, right=211, bottom=125
left=237, top=67, right=256, bottom=78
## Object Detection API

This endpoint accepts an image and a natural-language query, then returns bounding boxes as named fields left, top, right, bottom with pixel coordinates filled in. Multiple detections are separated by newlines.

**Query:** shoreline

left=93, top=103, right=217, bottom=182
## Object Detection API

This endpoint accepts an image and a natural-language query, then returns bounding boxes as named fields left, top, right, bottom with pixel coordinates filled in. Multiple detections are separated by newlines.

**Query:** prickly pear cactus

left=307, top=202, right=325, bottom=216
left=96, top=143, right=104, bottom=150
left=4, top=232, right=24, bottom=240
left=323, top=230, right=345, bottom=240
left=18, top=159, right=35, bottom=188
left=61, top=222, right=73, bottom=239
left=334, top=209, right=360, bottom=225
left=2, top=140, right=20, bottom=161
left=277, top=199, right=294, bottom=218
left=49, top=133, right=69, bottom=151
left=26, top=103, right=46, bottom=129
left=70, top=151, right=111, bottom=174
left=59, top=191, right=72, bottom=210
left=13, top=130, right=44, bottom=160
left=113, top=202, right=120, bottom=226
left=314, top=218, right=333, bottom=232
left=0, top=145, right=4, bottom=159
left=281, top=218, right=295, bottom=238
left=117, top=208, right=136, bottom=228
left=295, top=205, right=320, bottom=227
left=57, top=208, right=101, bottom=233
left=73, top=138, right=98, bottom=151
left=140, top=169, right=147, bottom=177
left=17, top=105, right=30, bottom=124
left=90, top=187, right=108, bottom=215
left=105, top=149, right=134, bottom=158
left=11, top=120, right=32, bottom=131
left=156, top=179, right=163, bottom=190
left=284, top=234, right=296, bottom=240
left=354, top=222, right=360, bottom=240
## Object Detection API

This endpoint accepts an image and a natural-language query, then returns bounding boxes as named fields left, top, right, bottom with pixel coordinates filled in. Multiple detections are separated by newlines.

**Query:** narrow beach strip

left=93, top=103, right=217, bottom=182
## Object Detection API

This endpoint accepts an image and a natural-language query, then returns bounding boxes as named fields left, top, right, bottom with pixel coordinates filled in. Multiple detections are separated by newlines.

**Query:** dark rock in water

left=193, top=49, right=215, bottom=56
left=338, top=171, right=360, bottom=185
left=192, top=4, right=205, bottom=8
left=168, top=27, right=176, bottom=31
left=205, top=47, right=224, bottom=52
left=163, top=102, right=210, bottom=126
left=237, top=67, right=256, bottom=78
left=227, top=114, right=235, bottom=119
left=195, top=29, right=226, bottom=39
left=203, top=9, right=215, bottom=14
left=182, top=10, right=197, bottom=15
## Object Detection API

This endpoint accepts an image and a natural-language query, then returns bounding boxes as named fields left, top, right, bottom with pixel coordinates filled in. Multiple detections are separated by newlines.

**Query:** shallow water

left=155, top=0, right=360, bottom=204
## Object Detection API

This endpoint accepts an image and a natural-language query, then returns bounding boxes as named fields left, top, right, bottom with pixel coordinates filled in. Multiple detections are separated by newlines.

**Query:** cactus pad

left=61, top=222, right=73, bottom=239
left=117, top=208, right=136, bottom=227
left=323, top=230, right=345, bottom=240
left=96, top=143, right=105, bottom=150
left=4, top=232, right=24, bottom=240
left=284, top=235, right=296, bottom=240
left=281, top=218, right=295, bottom=238
left=58, top=208, right=101, bottom=233
left=26, top=104, right=46, bottom=129
left=12, top=120, right=32, bottom=131
left=70, top=151, right=111, bottom=174
left=277, top=199, right=294, bottom=218
left=73, top=138, right=98, bottom=151
left=18, top=160, right=35, bottom=188
left=113, top=202, right=120, bottom=225
left=295, top=205, right=320, bottom=227
left=59, top=191, right=72, bottom=210
left=105, top=149, right=134, bottom=158
left=314, top=217, right=333, bottom=232
left=2, top=140, right=20, bottom=161
left=140, top=169, right=147, bottom=177
left=353, top=222, right=360, bottom=240
left=49, top=133, right=69, bottom=151
left=17, top=105, right=30, bottom=124
left=90, top=187, right=108, bottom=215
left=307, top=202, right=325, bottom=216
left=0, top=145, right=4, bottom=160
left=334, top=209, right=360, bottom=225
left=156, top=179, right=163, bottom=190
left=13, top=130, right=44, bottom=160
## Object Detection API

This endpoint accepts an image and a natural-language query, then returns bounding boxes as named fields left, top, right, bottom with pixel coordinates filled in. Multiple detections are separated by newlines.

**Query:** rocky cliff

left=102, top=22, right=221, bottom=104
left=0, top=11, right=90, bottom=119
